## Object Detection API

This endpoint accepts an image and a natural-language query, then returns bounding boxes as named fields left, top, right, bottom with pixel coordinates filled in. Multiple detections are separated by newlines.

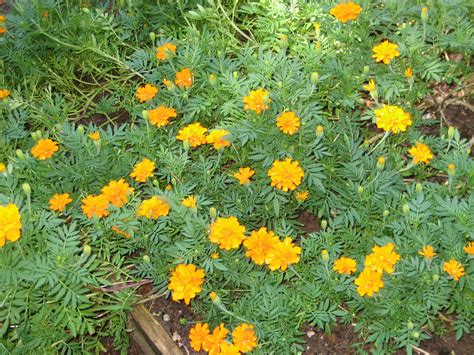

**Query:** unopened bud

left=183, top=140, right=190, bottom=151
left=31, top=131, right=38, bottom=141
left=383, top=210, right=389, bottom=217
left=402, top=204, right=410, bottom=215
left=421, top=7, right=428, bottom=23
left=411, top=331, right=420, bottom=339
left=316, top=125, right=324, bottom=137
left=77, top=125, right=85, bottom=135
left=152, top=179, right=159, bottom=186
left=209, top=207, right=217, bottom=219
left=377, top=156, right=385, bottom=170
left=142, top=110, right=149, bottom=120
left=432, top=273, right=439, bottom=282
left=363, top=65, right=370, bottom=74
left=232, top=71, right=238, bottom=80
left=209, top=73, right=216, bottom=85
left=311, top=72, right=319, bottom=84
left=149, top=32, right=156, bottom=43
left=209, top=291, right=220, bottom=304
left=22, top=183, right=31, bottom=196
left=407, top=321, right=414, bottom=330
left=447, top=163, right=455, bottom=176
left=279, top=34, right=288, bottom=47
left=415, top=183, right=423, bottom=193
left=83, top=245, right=92, bottom=256
left=321, top=219, right=327, bottom=230
left=357, top=186, right=364, bottom=194
left=35, top=130, right=42, bottom=139
left=143, top=255, right=151, bottom=263
left=16, top=149, right=25, bottom=160
left=277, top=81, right=283, bottom=88
left=447, top=126, right=455, bottom=140
left=321, top=249, right=329, bottom=262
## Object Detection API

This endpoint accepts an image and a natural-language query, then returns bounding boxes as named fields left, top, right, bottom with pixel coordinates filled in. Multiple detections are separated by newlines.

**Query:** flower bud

left=321, top=249, right=329, bottom=262
left=277, top=81, right=283, bottom=88
left=209, top=207, right=217, bottom=219
left=432, top=273, right=439, bottom=282
left=16, top=149, right=25, bottom=160
left=22, top=182, right=31, bottom=196
left=165, top=184, right=172, bottom=190
left=183, top=140, right=190, bottom=151
left=320, top=219, right=328, bottom=230
left=377, top=156, right=385, bottom=170
left=83, top=244, right=92, bottom=256
left=402, top=204, right=410, bottom=215
left=447, top=126, right=455, bottom=140
left=209, top=291, right=220, bottom=304
left=142, top=110, right=149, bottom=120
left=311, top=72, right=319, bottom=84
left=152, top=179, right=159, bottom=186
left=143, top=255, right=151, bottom=263
left=411, top=331, right=420, bottom=339
left=36, top=130, right=43, bottom=139
left=179, top=318, right=187, bottom=326
left=209, top=73, right=216, bottom=85
left=279, top=34, right=288, bottom=47
left=383, top=210, right=389, bottom=217
left=421, top=6, right=428, bottom=23
left=407, top=321, right=414, bottom=330
left=313, top=23, right=321, bottom=37
left=315, top=42, right=322, bottom=54
left=77, top=125, right=85, bottom=135
left=447, top=163, right=455, bottom=177
left=31, top=131, right=38, bottom=141
left=415, top=183, right=423, bottom=193
left=232, top=71, right=238, bottom=80
left=357, top=186, right=364, bottom=194
left=315, top=125, right=324, bottom=137
left=363, top=65, right=370, bottom=74
left=149, top=32, right=156, bottom=43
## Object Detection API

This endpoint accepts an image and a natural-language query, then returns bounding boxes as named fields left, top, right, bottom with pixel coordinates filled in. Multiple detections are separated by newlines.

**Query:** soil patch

left=298, top=210, right=320, bottom=234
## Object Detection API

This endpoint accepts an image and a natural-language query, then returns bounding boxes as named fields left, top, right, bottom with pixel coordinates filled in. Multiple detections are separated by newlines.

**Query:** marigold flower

left=265, top=237, right=301, bottom=271
left=333, top=257, right=357, bottom=275
left=111, top=226, right=131, bottom=238
left=363, top=80, right=376, bottom=92
left=372, top=40, right=400, bottom=64
left=101, top=179, right=134, bottom=208
left=88, top=131, right=100, bottom=141
left=130, top=158, right=155, bottom=183
left=206, top=129, right=231, bottom=149
left=156, top=43, right=176, bottom=61
left=244, top=227, right=280, bottom=265
left=189, top=322, right=210, bottom=352
left=176, top=123, right=207, bottom=148
left=464, top=242, right=474, bottom=255
left=0, top=88, right=10, bottom=99
left=31, top=138, right=59, bottom=160
left=277, top=111, right=300, bottom=135
left=408, top=142, right=433, bottom=165
left=81, top=194, right=109, bottom=219
left=233, top=167, right=255, bottom=185
left=0, top=15, right=5, bottom=22
left=0, top=28, right=6, bottom=35
left=243, top=89, right=271, bottom=114
left=175, top=68, right=193, bottom=89
left=374, top=104, right=412, bottom=134
left=135, top=84, right=158, bottom=102
left=49, top=193, right=72, bottom=212
left=163, top=78, right=174, bottom=90
left=0, top=162, right=6, bottom=173
left=209, top=216, right=246, bottom=250
left=443, top=259, right=465, bottom=281
left=405, top=68, right=413, bottom=78
left=0, top=204, right=22, bottom=247
left=448, top=163, right=455, bottom=173
left=330, top=2, right=362, bottom=23
left=355, top=269, right=384, bottom=297
left=418, top=245, right=436, bottom=259
left=168, top=263, right=205, bottom=304
left=203, top=324, right=229, bottom=354
left=365, top=243, right=400, bottom=274
left=211, top=252, right=220, bottom=259
left=218, top=342, right=241, bottom=355
left=295, top=190, right=309, bottom=202
left=148, top=106, right=177, bottom=127
left=268, top=158, right=304, bottom=192
left=137, top=196, right=170, bottom=219
left=182, top=195, right=197, bottom=209
left=232, top=323, right=257, bottom=353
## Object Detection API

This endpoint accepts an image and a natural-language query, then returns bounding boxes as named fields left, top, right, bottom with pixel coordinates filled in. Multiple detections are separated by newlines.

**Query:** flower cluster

left=155, top=43, right=176, bottom=61
left=168, top=263, right=205, bottom=304
left=176, top=123, right=231, bottom=149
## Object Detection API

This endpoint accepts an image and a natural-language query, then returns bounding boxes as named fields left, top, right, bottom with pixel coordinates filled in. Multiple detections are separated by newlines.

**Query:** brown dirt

left=302, top=323, right=364, bottom=354
left=298, top=210, right=320, bottom=234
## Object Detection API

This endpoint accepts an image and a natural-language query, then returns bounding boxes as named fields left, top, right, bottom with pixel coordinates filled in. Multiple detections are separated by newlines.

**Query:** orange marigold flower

left=0, top=88, right=10, bottom=99
left=176, top=122, right=207, bottom=148
left=295, top=190, right=309, bottom=202
left=136, top=84, right=158, bottom=102
left=233, top=167, right=255, bottom=185
left=189, top=322, right=211, bottom=352
left=163, top=78, right=174, bottom=90
left=372, top=40, right=400, bottom=64
left=148, top=106, right=177, bottom=127
left=137, top=196, right=170, bottom=219
left=81, top=194, right=109, bottom=219
left=418, top=245, right=436, bottom=259
left=374, top=104, right=412, bottom=134
left=31, top=138, right=59, bottom=160
left=130, top=158, right=155, bottom=183
left=0, top=203, right=22, bottom=247
left=111, top=226, right=131, bottom=238
left=203, top=324, right=229, bottom=354
left=168, top=263, right=205, bottom=304
left=243, top=88, right=271, bottom=114
left=330, top=2, right=362, bottom=23
left=49, top=193, right=72, bottom=212
left=268, top=158, right=304, bottom=192
left=206, top=129, right=231, bottom=149
left=0, top=28, right=6, bottom=35
left=232, top=324, right=257, bottom=353
left=333, top=257, right=357, bottom=275
left=244, top=227, right=280, bottom=265
left=405, top=68, right=413, bottom=78
left=408, top=142, right=433, bottom=165
left=218, top=342, right=241, bottom=355
left=365, top=243, right=400, bottom=274
left=101, top=179, right=134, bottom=208
left=443, top=259, right=465, bottom=281
left=156, top=43, right=176, bottom=61
left=175, top=68, right=193, bottom=89
left=88, top=131, right=100, bottom=141
left=181, top=195, right=197, bottom=209
left=0, top=15, right=5, bottom=22
left=464, top=242, right=474, bottom=255
left=277, top=111, right=300, bottom=135
left=355, top=269, right=384, bottom=297
left=211, top=252, right=220, bottom=259
left=209, top=216, right=246, bottom=250
left=265, top=237, right=301, bottom=271
left=363, top=79, right=376, bottom=92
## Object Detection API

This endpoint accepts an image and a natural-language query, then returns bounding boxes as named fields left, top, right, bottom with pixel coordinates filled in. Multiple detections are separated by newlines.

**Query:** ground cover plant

left=0, top=0, right=473, bottom=353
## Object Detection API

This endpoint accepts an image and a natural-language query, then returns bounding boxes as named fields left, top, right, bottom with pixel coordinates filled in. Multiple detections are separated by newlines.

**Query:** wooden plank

left=130, top=305, right=183, bottom=355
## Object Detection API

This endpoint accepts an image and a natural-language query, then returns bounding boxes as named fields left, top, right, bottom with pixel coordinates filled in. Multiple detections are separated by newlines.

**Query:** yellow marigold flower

left=363, top=79, right=376, bottom=92
left=176, top=122, right=207, bottom=148
left=408, top=142, right=433, bottom=165
left=81, top=194, right=109, bottom=219
left=0, top=15, right=5, bottom=22
left=165, top=184, right=172, bottom=190
left=0, top=162, right=6, bottom=173
left=163, top=78, right=174, bottom=90
left=168, top=263, right=205, bottom=304
left=233, top=167, right=255, bottom=185
left=372, top=40, right=400, bottom=64
left=265, top=237, right=301, bottom=271
left=355, top=269, right=384, bottom=297
left=189, top=322, right=211, bottom=352
left=365, top=243, right=400, bottom=274
left=330, top=1, right=362, bottom=23
left=175, top=68, right=193, bottom=89
left=268, top=158, right=304, bottom=192
left=405, top=68, right=413, bottom=78
left=277, top=111, right=300, bottom=135
left=137, top=196, right=170, bottom=219
left=206, top=129, right=231, bottom=149
left=418, top=245, right=436, bottom=259
left=209, top=291, right=218, bottom=302
left=218, top=342, right=241, bottom=355
left=130, top=158, right=155, bottom=183
left=295, top=190, right=309, bottom=202
left=443, top=259, right=465, bottom=281
left=88, top=131, right=100, bottom=141
left=203, top=324, right=229, bottom=354
left=464, top=242, right=474, bottom=255
left=31, top=138, right=59, bottom=160
left=101, top=179, right=134, bottom=208
left=209, top=216, right=246, bottom=250
left=148, top=106, right=177, bottom=127
left=0, top=89, right=9, bottom=99
left=244, top=227, right=280, bottom=265
left=49, top=193, right=72, bottom=213
left=181, top=195, right=197, bottom=209
left=111, top=226, right=131, bottom=238
left=211, top=252, right=220, bottom=259
left=155, top=43, right=176, bottom=61
left=448, top=163, right=455, bottom=173
left=0, top=204, right=22, bottom=247
left=333, top=257, right=357, bottom=275
left=243, top=88, right=271, bottom=114
left=135, top=84, right=158, bottom=102
left=232, top=323, right=257, bottom=353
left=374, top=104, right=412, bottom=134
